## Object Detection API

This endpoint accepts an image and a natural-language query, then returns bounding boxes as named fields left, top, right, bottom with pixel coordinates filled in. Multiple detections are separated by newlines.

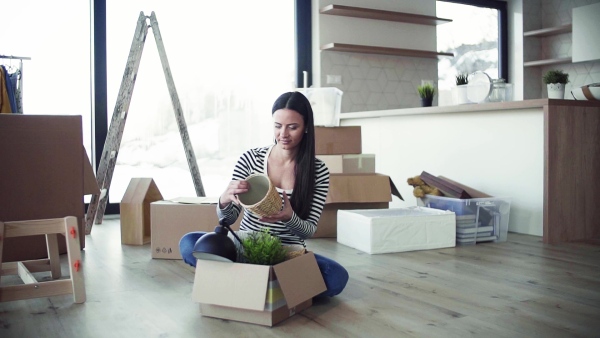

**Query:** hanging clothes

left=0, top=65, right=12, bottom=114
left=1, top=65, right=18, bottom=113
left=8, top=67, right=22, bottom=114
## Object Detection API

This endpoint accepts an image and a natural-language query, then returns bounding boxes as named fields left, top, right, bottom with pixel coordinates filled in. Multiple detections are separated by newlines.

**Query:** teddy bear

left=407, top=175, right=443, bottom=198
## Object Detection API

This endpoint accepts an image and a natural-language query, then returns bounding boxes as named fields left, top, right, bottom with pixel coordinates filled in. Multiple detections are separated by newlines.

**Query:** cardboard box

left=317, top=154, right=376, bottom=174
left=315, top=126, right=361, bottom=155
left=120, top=178, right=163, bottom=245
left=313, top=173, right=402, bottom=238
left=0, top=115, right=96, bottom=262
left=337, top=207, right=456, bottom=254
left=150, top=198, right=241, bottom=259
left=192, top=252, right=326, bottom=327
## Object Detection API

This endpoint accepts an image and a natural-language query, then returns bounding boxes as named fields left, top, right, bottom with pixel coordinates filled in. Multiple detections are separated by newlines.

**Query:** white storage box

left=419, top=195, right=511, bottom=245
left=337, top=207, right=456, bottom=254
left=297, top=87, right=343, bottom=127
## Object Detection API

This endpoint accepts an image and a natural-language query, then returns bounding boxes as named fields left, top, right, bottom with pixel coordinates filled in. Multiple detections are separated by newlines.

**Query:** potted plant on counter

left=417, top=83, right=436, bottom=107
left=454, top=73, right=470, bottom=104
left=543, top=69, right=569, bottom=99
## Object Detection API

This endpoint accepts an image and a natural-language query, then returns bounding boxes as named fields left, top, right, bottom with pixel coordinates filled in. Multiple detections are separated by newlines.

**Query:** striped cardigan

left=217, top=145, right=329, bottom=246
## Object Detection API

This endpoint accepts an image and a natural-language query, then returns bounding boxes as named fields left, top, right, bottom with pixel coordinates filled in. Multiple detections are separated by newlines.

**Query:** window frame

left=91, top=0, right=309, bottom=214
left=438, top=0, right=508, bottom=82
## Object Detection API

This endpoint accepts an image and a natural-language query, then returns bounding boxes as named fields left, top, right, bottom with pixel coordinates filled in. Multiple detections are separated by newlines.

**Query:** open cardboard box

left=314, top=173, right=403, bottom=238
left=193, top=252, right=326, bottom=327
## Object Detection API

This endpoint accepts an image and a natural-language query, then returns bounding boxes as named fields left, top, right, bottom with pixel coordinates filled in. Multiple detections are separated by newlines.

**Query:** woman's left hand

left=260, top=192, right=293, bottom=223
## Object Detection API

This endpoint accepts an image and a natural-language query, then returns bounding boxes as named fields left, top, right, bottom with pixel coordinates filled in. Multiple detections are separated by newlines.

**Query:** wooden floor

left=1, top=216, right=599, bottom=337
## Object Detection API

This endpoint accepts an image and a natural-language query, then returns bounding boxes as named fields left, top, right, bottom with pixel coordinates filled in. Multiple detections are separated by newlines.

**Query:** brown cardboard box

left=313, top=173, right=402, bottom=238
left=317, top=154, right=376, bottom=174
left=0, top=115, right=94, bottom=262
left=193, top=252, right=326, bottom=327
left=120, top=178, right=164, bottom=245
left=315, top=126, right=361, bottom=155
left=150, top=197, right=241, bottom=259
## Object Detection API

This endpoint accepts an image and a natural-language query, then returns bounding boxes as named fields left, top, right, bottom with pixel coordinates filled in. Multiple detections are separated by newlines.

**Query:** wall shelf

left=321, top=43, right=454, bottom=59
left=320, top=4, right=452, bottom=26
left=523, top=57, right=572, bottom=67
left=524, top=24, right=572, bottom=37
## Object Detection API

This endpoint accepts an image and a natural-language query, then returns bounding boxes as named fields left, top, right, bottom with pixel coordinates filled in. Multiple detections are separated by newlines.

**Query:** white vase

left=547, top=83, right=565, bottom=99
left=453, top=85, right=469, bottom=104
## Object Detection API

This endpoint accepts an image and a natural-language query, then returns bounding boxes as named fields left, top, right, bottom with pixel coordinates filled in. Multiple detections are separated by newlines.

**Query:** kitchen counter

left=340, top=99, right=600, bottom=244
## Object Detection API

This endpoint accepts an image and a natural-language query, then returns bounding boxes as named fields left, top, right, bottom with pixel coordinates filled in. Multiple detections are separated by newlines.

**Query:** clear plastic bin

left=296, top=87, right=343, bottom=127
left=418, top=195, right=511, bottom=245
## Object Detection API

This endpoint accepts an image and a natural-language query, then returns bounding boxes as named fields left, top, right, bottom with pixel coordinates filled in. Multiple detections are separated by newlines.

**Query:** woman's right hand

left=219, top=180, right=250, bottom=208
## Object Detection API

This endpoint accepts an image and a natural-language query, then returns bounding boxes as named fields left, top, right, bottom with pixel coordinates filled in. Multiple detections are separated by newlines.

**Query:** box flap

left=171, top=196, right=220, bottom=204
left=273, top=252, right=326, bottom=308
left=193, top=260, right=270, bottom=311
left=83, top=150, right=100, bottom=195
left=389, top=177, right=403, bottom=201
left=327, top=173, right=392, bottom=204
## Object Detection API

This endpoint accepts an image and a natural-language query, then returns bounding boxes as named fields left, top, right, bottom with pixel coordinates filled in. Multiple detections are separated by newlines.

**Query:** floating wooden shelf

left=321, top=43, right=454, bottom=59
left=524, top=24, right=572, bottom=37
left=320, top=4, right=452, bottom=25
left=523, top=57, right=572, bottom=67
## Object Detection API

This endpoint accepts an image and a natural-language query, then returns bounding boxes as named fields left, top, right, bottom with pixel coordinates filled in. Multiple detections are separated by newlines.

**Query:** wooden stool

left=0, top=217, right=86, bottom=303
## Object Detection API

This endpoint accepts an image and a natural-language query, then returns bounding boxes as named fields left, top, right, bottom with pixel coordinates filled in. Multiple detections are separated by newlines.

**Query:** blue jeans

left=180, top=231, right=348, bottom=297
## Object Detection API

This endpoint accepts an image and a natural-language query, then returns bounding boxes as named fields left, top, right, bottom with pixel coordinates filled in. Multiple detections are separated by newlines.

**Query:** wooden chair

left=0, top=217, right=86, bottom=303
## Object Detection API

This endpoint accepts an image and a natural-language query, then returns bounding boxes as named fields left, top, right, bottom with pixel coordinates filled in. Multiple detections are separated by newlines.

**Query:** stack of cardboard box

left=314, top=126, right=402, bottom=238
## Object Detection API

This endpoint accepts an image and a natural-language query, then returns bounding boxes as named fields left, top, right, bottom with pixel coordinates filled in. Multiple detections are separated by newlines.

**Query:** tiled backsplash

left=320, top=51, right=438, bottom=113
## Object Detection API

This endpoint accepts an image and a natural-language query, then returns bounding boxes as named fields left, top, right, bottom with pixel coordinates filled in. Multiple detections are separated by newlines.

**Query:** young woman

left=179, top=91, right=348, bottom=297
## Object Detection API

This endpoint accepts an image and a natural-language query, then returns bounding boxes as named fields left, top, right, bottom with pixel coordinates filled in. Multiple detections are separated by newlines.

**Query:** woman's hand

left=219, top=180, right=249, bottom=208
left=260, top=191, right=293, bottom=223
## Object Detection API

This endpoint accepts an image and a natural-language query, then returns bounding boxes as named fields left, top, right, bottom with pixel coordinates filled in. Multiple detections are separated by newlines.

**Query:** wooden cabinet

left=320, top=4, right=453, bottom=59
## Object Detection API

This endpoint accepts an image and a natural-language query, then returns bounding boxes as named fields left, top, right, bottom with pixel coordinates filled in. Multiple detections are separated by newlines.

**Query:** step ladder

left=86, top=11, right=205, bottom=235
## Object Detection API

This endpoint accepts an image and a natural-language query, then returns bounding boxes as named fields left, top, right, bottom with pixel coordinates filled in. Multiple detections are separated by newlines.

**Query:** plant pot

left=547, top=83, right=566, bottom=99
left=453, top=85, right=469, bottom=104
left=420, top=97, right=433, bottom=107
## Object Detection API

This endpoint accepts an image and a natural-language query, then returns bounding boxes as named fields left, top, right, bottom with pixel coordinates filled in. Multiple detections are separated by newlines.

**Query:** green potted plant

left=454, top=73, right=469, bottom=104
left=543, top=69, right=569, bottom=99
left=455, top=73, right=469, bottom=86
left=417, top=83, right=436, bottom=107
left=241, top=228, right=288, bottom=265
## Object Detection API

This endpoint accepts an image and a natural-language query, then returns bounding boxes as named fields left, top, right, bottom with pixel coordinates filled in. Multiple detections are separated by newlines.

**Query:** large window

left=0, top=0, right=91, bottom=157
left=99, top=1, right=298, bottom=205
left=436, top=0, right=508, bottom=105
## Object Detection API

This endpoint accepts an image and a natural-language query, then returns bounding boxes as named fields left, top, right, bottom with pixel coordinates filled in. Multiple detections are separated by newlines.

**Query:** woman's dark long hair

left=271, top=91, right=316, bottom=219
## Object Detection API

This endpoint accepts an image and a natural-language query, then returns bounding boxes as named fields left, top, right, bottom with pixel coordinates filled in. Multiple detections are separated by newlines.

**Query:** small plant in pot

left=455, top=73, right=469, bottom=86
left=543, top=69, right=569, bottom=99
left=454, top=73, right=470, bottom=104
left=417, top=83, right=436, bottom=107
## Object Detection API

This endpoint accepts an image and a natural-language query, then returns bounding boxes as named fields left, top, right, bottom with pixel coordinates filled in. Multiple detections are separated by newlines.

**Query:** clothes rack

left=0, top=54, right=30, bottom=114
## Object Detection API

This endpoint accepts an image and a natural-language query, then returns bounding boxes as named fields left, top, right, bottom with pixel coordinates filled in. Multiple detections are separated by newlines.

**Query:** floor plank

left=1, top=218, right=599, bottom=337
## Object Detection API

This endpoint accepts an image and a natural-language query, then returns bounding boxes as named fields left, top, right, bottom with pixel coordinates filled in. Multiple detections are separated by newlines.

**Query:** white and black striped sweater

left=217, top=145, right=330, bottom=247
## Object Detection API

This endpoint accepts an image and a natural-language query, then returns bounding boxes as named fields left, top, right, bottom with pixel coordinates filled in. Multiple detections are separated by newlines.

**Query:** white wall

left=342, top=107, right=545, bottom=236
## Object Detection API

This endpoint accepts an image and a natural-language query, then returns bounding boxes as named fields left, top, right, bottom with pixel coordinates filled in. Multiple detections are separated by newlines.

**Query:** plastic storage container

left=418, top=195, right=511, bottom=245
left=296, top=87, right=343, bottom=127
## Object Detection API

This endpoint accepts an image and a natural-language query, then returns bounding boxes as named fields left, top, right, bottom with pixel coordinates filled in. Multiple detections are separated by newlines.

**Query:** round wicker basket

left=238, top=173, right=282, bottom=217
left=284, top=245, right=306, bottom=260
